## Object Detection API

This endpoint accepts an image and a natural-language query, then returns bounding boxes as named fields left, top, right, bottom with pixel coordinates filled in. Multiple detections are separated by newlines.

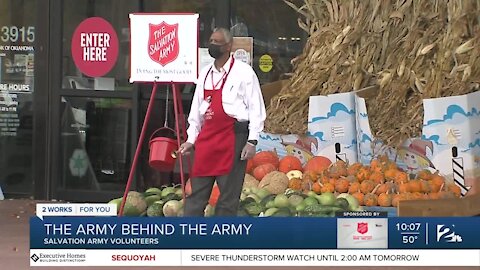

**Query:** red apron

left=191, top=59, right=236, bottom=177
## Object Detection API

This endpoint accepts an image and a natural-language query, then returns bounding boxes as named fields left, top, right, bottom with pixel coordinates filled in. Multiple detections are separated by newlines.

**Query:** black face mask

left=208, top=43, right=224, bottom=59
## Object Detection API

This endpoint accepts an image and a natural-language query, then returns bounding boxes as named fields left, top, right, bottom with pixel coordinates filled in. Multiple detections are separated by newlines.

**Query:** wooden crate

left=397, top=193, right=480, bottom=217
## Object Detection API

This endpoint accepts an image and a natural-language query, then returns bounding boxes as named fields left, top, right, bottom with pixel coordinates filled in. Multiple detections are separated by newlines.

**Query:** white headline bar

left=30, top=249, right=480, bottom=267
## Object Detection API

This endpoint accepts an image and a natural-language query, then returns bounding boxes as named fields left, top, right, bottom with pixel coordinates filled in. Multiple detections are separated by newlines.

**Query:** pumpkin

left=375, top=182, right=393, bottom=196
left=245, top=159, right=255, bottom=174
left=377, top=193, right=392, bottom=207
left=446, top=183, right=461, bottom=197
left=356, top=167, right=371, bottom=182
left=302, top=170, right=318, bottom=183
left=252, top=151, right=279, bottom=168
left=352, top=192, right=364, bottom=205
left=347, top=162, right=363, bottom=176
left=364, top=193, right=378, bottom=206
left=348, top=182, right=361, bottom=194
left=328, top=161, right=348, bottom=178
left=370, top=159, right=383, bottom=173
left=384, top=168, right=398, bottom=181
left=420, top=180, right=431, bottom=193
left=320, top=182, right=335, bottom=193
left=370, top=172, right=384, bottom=184
left=303, top=156, right=332, bottom=174
left=312, top=182, right=322, bottom=194
left=408, top=180, right=422, bottom=193
left=396, top=182, right=410, bottom=193
left=394, top=171, right=409, bottom=184
left=278, top=155, right=303, bottom=173
left=335, top=178, right=350, bottom=193
left=288, top=177, right=303, bottom=190
left=417, top=169, right=433, bottom=180
left=360, top=180, right=376, bottom=194
left=253, top=163, right=276, bottom=181
left=208, top=185, right=220, bottom=206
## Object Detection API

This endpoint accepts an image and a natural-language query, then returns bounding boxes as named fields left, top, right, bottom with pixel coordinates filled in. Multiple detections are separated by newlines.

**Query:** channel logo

left=436, top=224, right=463, bottom=243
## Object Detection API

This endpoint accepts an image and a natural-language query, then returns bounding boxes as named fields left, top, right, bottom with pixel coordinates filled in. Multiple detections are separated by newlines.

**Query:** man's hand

left=240, top=143, right=256, bottom=160
left=179, top=142, right=194, bottom=155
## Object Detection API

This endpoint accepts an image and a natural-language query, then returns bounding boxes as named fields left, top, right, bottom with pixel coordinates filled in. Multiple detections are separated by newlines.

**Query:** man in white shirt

left=179, top=27, right=266, bottom=216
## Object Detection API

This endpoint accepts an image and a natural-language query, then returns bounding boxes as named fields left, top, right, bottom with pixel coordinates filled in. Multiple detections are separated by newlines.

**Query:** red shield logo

left=148, top=22, right=179, bottom=66
left=357, top=222, right=368, bottom=234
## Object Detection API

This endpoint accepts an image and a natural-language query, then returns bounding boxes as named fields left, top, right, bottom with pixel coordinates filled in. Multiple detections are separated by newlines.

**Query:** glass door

left=0, top=0, right=36, bottom=197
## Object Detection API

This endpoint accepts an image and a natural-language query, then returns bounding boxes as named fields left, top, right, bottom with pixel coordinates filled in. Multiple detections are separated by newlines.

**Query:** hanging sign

left=129, top=13, right=199, bottom=83
left=71, top=17, right=119, bottom=78
left=231, top=37, right=253, bottom=66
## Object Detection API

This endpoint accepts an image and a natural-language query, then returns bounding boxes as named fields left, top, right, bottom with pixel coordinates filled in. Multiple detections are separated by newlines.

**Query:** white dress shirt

left=186, top=56, right=266, bottom=144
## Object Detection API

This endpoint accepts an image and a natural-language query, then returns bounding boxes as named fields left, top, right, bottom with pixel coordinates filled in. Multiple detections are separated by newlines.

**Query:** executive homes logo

left=30, top=254, right=40, bottom=262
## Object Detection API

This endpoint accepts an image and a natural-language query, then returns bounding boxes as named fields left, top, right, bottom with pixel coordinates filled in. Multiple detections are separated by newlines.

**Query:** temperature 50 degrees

left=402, top=235, right=419, bottom=244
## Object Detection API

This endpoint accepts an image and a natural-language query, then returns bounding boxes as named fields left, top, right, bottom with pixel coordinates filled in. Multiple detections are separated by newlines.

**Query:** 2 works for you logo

left=436, top=224, right=463, bottom=243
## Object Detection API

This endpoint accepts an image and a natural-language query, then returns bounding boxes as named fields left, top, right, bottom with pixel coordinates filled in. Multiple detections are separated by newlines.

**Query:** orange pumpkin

left=397, top=182, right=410, bottom=193
left=384, top=168, right=398, bottom=181
left=312, top=182, right=322, bottom=194
left=360, top=180, right=376, bottom=194
left=328, top=161, right=348, bottom=178
left=304, top=156, right=332, bottom=174
left=446, top=183, right=461, bottom=197
left=320, top=182, right=335, bottom=193
left=335, top=178, right=350, bottom=193
left=347, top=162, right=363, bottom=176
left=356, top=167, right=371, bottom=182
left=420, top=180, right=431, bottom=193
left=288, top=177, right=303, bottom=190
left=208, top=185, right=220, bottom=206
left=408, top=180, right=422, bottom=193
left=252, top=151, right=279, bottom=168
left=302, top=170, right=318, bottom=183
left=352, top=192, right=365, bottom=205
left=364, top=193, right=378, bottom=206
left=417, top=169, right=433, bottom=180
left=278, top=155, right=303, bottom=173
left=378, top=193, right=392, bottom=207
left=375, top=182, right=393, bottom=196
left=394, top=171, right=409, bottom=184
left=370, top=172, right=385, bottom=184
left=253, top=163, right=276, bottom=181
left=348, top=182, right=361, bottom=194
left=245, top=159, right=255, bottom=174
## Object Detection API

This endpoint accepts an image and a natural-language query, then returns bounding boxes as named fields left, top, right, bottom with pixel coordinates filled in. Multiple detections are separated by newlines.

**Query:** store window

left=230, top=0, right=306, bottom=84
left=60, top=97, right=132, bottom=191
left=0, top=0, right=36, bottom=196
left=62, top=0, right=137, bottom=90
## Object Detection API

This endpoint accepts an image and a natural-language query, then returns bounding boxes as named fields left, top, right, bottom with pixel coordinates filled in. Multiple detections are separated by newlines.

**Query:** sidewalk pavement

left=0, top=198, right=475, bottom=270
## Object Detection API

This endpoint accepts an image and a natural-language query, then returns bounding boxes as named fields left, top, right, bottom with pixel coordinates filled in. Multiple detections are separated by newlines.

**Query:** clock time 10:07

left=396, top=222, right=421, bottom=231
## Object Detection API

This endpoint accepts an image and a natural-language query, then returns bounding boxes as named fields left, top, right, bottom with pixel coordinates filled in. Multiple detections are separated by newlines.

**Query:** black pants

left=184, top=121, right=249, bottom=216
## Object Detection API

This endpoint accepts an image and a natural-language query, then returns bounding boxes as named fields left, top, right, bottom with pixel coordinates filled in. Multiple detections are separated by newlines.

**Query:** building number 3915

left=1, top=26, right=35, bottom=43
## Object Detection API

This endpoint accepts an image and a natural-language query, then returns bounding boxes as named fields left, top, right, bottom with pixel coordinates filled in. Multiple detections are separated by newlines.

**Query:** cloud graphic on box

left=425, top=105, right=480, bottom=126
left=309, top=103, right=355, bottom=123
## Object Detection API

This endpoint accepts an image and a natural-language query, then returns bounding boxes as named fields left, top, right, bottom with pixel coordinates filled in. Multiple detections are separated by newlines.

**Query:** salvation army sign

left=130, top=13, right=199, bottom=83
left=71, top=17, right=119, bottom=78
left=148, top=22, right=179, bottom=66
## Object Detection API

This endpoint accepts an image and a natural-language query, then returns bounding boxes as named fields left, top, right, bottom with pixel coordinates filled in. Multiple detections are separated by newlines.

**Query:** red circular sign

left=71, top=17, right=119, bottom=78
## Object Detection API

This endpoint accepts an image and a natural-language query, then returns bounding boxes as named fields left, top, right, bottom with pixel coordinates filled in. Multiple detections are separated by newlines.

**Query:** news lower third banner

left=30, top=205, right=480, bottom=266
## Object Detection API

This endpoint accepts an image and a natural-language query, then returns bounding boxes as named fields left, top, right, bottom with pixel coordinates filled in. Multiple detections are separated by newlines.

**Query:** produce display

left=108, top=151, right=461, bottom=217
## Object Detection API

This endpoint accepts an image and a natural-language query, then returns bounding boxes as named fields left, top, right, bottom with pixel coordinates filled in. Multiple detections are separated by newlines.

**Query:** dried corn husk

left=265, top=0, right=480, bottom=147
